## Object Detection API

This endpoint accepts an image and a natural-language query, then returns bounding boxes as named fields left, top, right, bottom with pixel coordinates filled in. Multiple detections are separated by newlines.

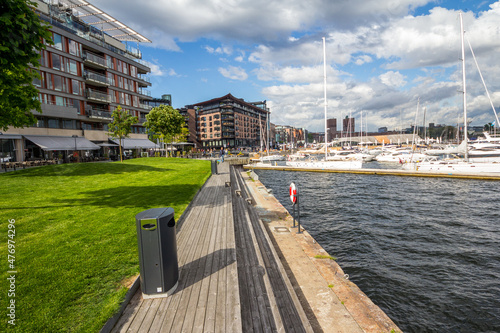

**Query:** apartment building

left=194, top=94, right=269, bottom=150
left=1, top=0, right=153, bottom=162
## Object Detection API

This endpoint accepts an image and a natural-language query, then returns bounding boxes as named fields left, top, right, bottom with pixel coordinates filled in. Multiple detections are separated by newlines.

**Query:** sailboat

left=403, top=13, right=500, bottom=173
left=286, top=37, right=363, bottom=170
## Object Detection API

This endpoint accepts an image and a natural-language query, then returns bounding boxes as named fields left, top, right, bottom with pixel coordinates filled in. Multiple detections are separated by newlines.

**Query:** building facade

left=193, top=94, right=269, bottom=150
left=2, top=0, right=152, bottom=162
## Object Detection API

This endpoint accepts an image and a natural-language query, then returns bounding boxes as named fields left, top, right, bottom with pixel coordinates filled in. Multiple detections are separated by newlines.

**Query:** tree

left=0, top=0, right=53, bottom=131
left=107, top=106, right=138, bottom=162
left=144, top=105, right=185, bottom=157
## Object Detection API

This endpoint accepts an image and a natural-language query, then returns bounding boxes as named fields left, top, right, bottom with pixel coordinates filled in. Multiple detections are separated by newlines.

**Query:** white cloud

left=379, top=71, right=407, bottom=87
left=218, top=66, right=248, bottom=80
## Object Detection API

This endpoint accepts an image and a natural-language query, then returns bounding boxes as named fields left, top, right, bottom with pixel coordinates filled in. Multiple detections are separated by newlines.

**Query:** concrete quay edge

left=240, top=169, right=402, bottom=333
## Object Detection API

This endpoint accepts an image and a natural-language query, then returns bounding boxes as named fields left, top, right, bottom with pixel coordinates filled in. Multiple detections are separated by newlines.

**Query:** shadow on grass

left=51, top=184, right=201, bottom=209
left=1, top=162, right=170, bottom=178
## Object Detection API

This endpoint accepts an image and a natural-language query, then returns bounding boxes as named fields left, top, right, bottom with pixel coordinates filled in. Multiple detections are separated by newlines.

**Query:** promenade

left=110, top=162, right=312, bottom=332
left=109, top=161, right=399, bottom=332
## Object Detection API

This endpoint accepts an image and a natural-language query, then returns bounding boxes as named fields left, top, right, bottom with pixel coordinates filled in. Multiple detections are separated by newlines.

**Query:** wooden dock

left=110, top=162, right=312, bottom=332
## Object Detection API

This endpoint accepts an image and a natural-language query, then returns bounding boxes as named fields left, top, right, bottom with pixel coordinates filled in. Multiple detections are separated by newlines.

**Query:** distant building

left=326, top=118, right=337, bottom=141
left=378, top=127, right=388, bottom=133
left=145, top=94, right=172, bottom=108
left=193, top=93, right=269, bottom=149
left=343, top=117, right=355, bottom=134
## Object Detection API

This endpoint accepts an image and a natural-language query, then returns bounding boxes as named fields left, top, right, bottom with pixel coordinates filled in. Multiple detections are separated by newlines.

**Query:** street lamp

left=72, top=135, right=78, bottom=162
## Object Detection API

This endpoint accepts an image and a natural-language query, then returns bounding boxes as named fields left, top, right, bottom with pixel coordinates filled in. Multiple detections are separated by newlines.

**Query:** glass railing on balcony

left=138, top=117, right=147, bottom=124
left=139, top=103, right=153, bottom=110
left=138, top=88, right=151, bottom=97
left=83, top=51, right=107, bottom=68
left=88, top=108, right=112, bottom=119
left=84, top=70, right=110, bottom=85
left=137, top=74, right=151, bottom=83
left=86, top=88, right=111, bottom=103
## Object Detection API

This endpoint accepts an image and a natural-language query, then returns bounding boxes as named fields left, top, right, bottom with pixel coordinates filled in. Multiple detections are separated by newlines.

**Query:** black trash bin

left=211, top=159, right=218, bottom=175
left=136, top=207, right=178, bottom=298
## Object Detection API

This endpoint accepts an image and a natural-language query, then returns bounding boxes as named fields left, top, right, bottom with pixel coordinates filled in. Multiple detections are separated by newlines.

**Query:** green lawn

left=0, top=158, right=211, bottom=332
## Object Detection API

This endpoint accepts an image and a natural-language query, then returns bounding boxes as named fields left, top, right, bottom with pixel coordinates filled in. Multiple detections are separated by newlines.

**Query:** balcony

left=86, top=88, right=111, bottom=103
left=82, top=51, right=107, bottom=69
left=138, top=88, right=152, bottom=98
left=136, top=74, right=152, bottom=87
left=84, top=70, right=110, bottom=87
left=87, top=108, right=112, bottom=120
left=138, top=117, right=147, bottom=124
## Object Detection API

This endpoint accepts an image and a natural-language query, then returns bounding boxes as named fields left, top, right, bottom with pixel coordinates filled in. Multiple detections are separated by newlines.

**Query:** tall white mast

left=323, top=37, right=328, bottom=160
left=460, top=12, right=469, bottom=161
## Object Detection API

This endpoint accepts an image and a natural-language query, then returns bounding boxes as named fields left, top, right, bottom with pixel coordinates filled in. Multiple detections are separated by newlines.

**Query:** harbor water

left=254, top=166, right=500, bottom=333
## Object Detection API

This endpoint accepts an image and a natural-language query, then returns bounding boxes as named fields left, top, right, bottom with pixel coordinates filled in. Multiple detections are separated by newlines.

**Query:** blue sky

left=89, top=0, right=500, bottom=132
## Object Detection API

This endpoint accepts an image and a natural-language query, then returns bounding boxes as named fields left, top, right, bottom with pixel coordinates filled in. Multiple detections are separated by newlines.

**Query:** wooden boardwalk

left=110, top=162, right=311, bottom=332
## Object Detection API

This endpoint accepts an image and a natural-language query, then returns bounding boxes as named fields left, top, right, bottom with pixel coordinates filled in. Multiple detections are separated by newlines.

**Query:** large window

left=52, top=53, right=62, bottom=70
left=48, top=119, right=59, bottom=128
left=72, top=79, right=81, bottom=95
left=67, top=59, right=78, bottom=75
left=52, top=33, right=63, bottom=50
left=68, top=39, right=81, bottom=56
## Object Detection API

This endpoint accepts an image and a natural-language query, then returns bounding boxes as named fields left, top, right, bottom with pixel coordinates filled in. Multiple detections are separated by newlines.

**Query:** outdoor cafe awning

left=110, top=138, right=160, bottom=149
left=24, top=135, right=100, bottom=151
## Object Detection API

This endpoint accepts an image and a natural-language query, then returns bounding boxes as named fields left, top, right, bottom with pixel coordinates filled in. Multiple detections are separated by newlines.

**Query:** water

left=254, top=167, right=500, bottom=333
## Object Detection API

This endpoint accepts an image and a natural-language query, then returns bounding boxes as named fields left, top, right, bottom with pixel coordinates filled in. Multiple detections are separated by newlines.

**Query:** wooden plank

left=110, top=291, right=142, bottom=333
left=225, top=180, right=242, bottom=333
left=159, top=177, right=220, bottom=332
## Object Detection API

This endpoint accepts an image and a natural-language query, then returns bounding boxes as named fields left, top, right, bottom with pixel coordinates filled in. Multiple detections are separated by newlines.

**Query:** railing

left=139, top=103, right=153, bottom=110
left=137, top=74, right=151, bottom=83
left=37, top=4, right=144, bottom=60
left=138, top=117, right=147, bottom=124
left=86, top=88, right=111, bottom=103
left=138, top=88, right=151, bottom=97
left=83, top=51, right=107, bottom=68
left=88, top=109, right=112, bottom=119
left=84, top=70, right=110, bottom=85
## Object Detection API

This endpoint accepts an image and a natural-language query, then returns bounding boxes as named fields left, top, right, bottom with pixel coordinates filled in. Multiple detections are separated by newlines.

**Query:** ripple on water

left=255, top=170, right=500, bottom=333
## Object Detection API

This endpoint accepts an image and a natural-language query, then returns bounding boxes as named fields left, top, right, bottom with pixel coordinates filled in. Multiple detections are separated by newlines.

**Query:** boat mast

left=323, top=37, right=328, bottom=160
left=460, top=12, right=469, bottom=161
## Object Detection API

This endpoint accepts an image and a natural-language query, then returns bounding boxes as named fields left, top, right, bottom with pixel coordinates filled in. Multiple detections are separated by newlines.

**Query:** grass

left=0, top=158, right=210, bottom=332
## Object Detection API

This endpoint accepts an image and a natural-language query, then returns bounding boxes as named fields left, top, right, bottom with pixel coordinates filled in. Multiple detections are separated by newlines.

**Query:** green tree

left=107, top=106, right=138, bottom=162
left=144, top=105, right=185, bottom=157
left=0, top=0, right=53, bottom=131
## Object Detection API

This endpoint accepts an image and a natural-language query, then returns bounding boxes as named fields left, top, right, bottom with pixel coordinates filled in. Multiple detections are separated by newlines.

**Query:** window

left=52, top=33, right=63, bottom=50
left=63, top=120, right=75, bottom=129
left=68, top=39, right=81, bottom=56
left=33, top=70, right=41, bottom=87
left=39, top=50, right=48, bottom=67
left=73, top=99, right=81, bottom=114
left=67, top=59, right=78, bottom=75
left=130, top=66, right=137, bottom=77
left=52, top=74, right=62, bottom=91
left=55, top=96, right=65, bottom=106
left=48, top=119, right=59, bottom=128
left=72, top=79, right=80, bottom=95
left=52, top=53, right=62, bottom=70
left=107, top=73, right=115, bottom=86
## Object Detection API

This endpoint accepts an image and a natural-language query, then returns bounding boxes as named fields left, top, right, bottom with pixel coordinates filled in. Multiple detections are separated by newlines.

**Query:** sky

left=89, top=0, right=500, bottom=133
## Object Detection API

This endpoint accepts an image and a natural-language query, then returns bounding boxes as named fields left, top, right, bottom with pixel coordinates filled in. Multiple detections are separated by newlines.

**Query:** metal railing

left=84, top=70, right=110, bottom=85
left=88, top=108, right=112, bottom=119
left=83, top=51, right=107, bottom=68
left=86, top=88, right=111, bottom=103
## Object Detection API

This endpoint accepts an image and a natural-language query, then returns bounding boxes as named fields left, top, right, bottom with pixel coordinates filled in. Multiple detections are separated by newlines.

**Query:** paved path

left=110, top=162, right=311, bottom=332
